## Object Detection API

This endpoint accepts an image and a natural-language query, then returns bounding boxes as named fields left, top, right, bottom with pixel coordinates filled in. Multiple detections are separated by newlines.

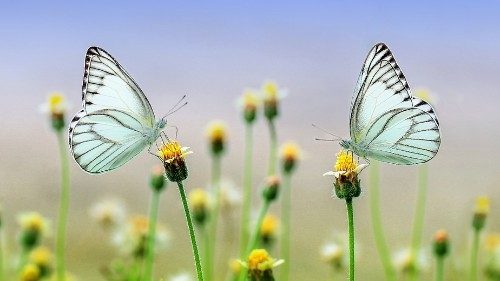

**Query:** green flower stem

left=177, top=181, right=204, bottom=281
left=238, top=200, right=272, bottom=281
left=409, top=164, right=428, bottom=281
left=436, top=257, right=444, bottom=281
left=280, top=173, right=292, bottom=280
left=267, top=120, right=277, bottom=176
left=202, top=226, right=210, bottom=279
left=369, top=161, right=396, bottom=281
left=56, top=130, right=70, bottom=281
left=470, top=229, right=480, bottom=281
left=206, top=155, right=222, bottom=281
left=0, top=229, right=3, bottom=281
left=239, top=123, right=254, bottom=258
left=143, top=189, right=161, bottom=281
left=346, top=198, right=355, bottom=281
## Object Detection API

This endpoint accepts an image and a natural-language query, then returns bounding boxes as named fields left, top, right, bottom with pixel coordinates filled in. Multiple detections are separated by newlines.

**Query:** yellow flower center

left=262, top=81, right=278, bottom=101
left=158, top=141, right=183, bottom=161
left=30, top=246, right=52, bottom=267
left=48, top=93, right=65, bottom=114
left=229, top=258, right=242, bottom=274
left=243, top=90, right=259, bottom=109
left=22, top=213, right=45, bottom=232
left=130, top=215, right=150, bottom=236
left=206, top=122, right=226, bottom=142
left=260, top=214, right=278, bottom=236
left=475, top=196, right=490, bottom=215
left=20, top=264, right=40, bottom=281
left=334, top=150, right=358, bottom=172
left=189, top=188, right=209, bottom=210
left=281, top=142, right=300, bottom=161
left=248, top=249, right=274, bottom=271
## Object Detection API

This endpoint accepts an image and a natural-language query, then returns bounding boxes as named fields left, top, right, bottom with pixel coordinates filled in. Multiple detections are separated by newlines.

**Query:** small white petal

left=323, top=171, right=335, bottom=176
left=354, top=164, right=369, bottom=173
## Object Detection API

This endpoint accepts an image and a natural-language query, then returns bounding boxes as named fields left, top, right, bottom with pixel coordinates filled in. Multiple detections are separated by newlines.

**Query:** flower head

left=113, top=215, right=171, bottom=258
left=433, top=229, right=449, bottom=258
left=18, top=212, right=50, bottom=250
left=150, top=165, right=167, bottom=192
left=321, top=242, right=345, bottom=270
left=280, top=142, right=301, bottom=174
left=473, top=196, right=490, bottom=231
left=29, top=246, right=53, bottom=277
left=393, top=248, right=429, bottom=275
left=260, top=214, right=279, bottom=246
left=206, top=121, right=227, bottom=156
left=20, top=263, right=40, bottom=281
left=240, top=249, right=284, bottom=280
left=89, top=199, right=127, bottom=230
left=262, top=80, right=285, bottom=121
left=414, top=88, right=438, bottom=105
left=229, top=258, right=242, bottom=275
left=188, top=188, right=210, bottom=226
left=262, top=176, right=280, bottom=203
left=239, top=89, right=260, bottom=123
left=158, top=140, right=193, bottom=182
left=323, top=150, right=367, bottom=199
left=40, top=93, right=68, bottom=131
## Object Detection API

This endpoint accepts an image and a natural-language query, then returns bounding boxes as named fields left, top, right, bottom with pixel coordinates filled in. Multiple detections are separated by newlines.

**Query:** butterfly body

left=69, top=47, right=167, bottom=174
left=342, top=43, right=441, bottom=165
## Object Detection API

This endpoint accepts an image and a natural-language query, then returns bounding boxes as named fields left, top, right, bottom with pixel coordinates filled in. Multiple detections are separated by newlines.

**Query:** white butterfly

left=340, top=43, right=441, bottom=165
left=69, top=47, right=177, bottom=174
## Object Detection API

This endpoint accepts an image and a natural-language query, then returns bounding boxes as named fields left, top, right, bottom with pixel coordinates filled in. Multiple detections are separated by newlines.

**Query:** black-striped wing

left=349, top=43, right=441, bottom=165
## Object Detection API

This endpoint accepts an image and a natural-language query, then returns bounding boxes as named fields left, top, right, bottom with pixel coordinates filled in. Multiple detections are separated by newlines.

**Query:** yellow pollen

left=260, top=214, right=278, bottom=236
left=475, top=196, right=490, bottom=215
left=242, top=90, right=259, bottom=109
left=20, top=264, right=40, bottom=281
left=22, top=213, right=45, bottom=232
left=229, top=258, right=242, bottom=274
left=30, top=246, right=52, bottom=267
left=248, top=249, right=273, bottom=271
left=334, top=150, right=358, bottom=172
left=158, top=141, right=183, bottom=161
left=48, top=93, right=65, bottom=113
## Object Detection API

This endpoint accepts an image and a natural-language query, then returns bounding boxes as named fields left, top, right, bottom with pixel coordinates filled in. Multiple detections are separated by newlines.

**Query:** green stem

left=238, top=200, right=271, bottom=281
left=202, top=226, right=210, bottom=279
left=369, top=161, right=396, bottom=281
left=470, top=229, right=480, bottom=281
left=409, top=164, right=428, bottom=281
left=56, top=130, right=70, bottom=281
left=267, top=120, right=277, bottom=176
left=143, top=189, right=161, bottom=281
left=280, top=173, right=292, bottom=280
left=436, top=257, right=444, bottom=281
left=207, top=155, right=222, bottom=281
left=239, top=123, right=254, bottom=258
left=346, top=198, right=355, bottom=281
left=0, top=229, right=3, bottom=281
left=177, top=181, right=204, bottom=281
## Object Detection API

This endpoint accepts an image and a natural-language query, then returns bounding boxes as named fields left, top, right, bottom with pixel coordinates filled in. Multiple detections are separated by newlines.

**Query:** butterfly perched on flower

left=339, top=43, right=441, bottom=165
left=69, top=47, right=183, bottom=173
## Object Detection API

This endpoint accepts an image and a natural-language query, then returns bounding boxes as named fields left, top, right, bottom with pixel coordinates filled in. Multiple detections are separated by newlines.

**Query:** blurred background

left=1, top=1, right=499, bottom=280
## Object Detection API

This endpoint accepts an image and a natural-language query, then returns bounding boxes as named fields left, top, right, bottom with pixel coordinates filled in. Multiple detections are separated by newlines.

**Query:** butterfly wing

left=350, top=43, right=441, bottom=164
left=69, top=47, right=157, bottom=173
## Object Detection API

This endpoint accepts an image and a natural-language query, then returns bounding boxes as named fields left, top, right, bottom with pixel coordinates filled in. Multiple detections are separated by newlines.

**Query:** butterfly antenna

left=311, top=123, right=342, bottom=141
left=163, top=95, right=188, bottom=119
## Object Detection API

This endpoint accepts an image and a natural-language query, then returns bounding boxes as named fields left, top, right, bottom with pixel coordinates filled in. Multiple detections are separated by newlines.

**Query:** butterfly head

left=157, top=118, right=167, bottom=130
left=339, top=139, right=352, bottom=150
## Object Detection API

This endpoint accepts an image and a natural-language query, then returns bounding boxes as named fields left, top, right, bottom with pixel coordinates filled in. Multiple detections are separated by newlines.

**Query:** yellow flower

left=189, top=188, right=210, bottom=211
left=29, top=246, right=53, bottom=269
left=20, top=264, right=40, bottom=281
left=261, top=80, right=285, bottom=120
left=18, top=212, right=48, bottom=233
left=40, top=93, right=68, bottom=115
left=323, top=150, right=367, bottom=199
left=475, top=196, right=490, bottom=216
left=205, top=121, right=227, bottom=155
left=158, top=140, right=192, bottom=182
left=260, top=214, right=279, bottom=238
left=486, top=234, right=500, bottom=251
left=229, top=258, right=242, bottom=275
left=247, top=249, right=283, bottom=272
left=239, top=89, right=260, bottom=123
left=414, top=88, right=437, bottom=105
left=280, top=142, right=301, bottom=173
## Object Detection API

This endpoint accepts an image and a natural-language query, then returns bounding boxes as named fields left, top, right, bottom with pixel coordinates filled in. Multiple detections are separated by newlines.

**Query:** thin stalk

left=207, top=155, right=222, bottom=281
left=143, top=189, right=161, bottom=281
left=177, top=181, right=204, bottom=281
left=202, top=226, right=210, bottom=279
left=346, top=198, right=355, bottom=281
left=436, top=257, right=444, bottom=281
left=369, top=161, right=396, bottom=281
left=238, top=200, right=271, bottom=281
left=409, top=164, right=428, bottom=281
left=470, top=229, right=480, bottom=281
left=56, top=130, right=70, bottom=281
left=239, top=123, right=254, bottom=258
left=280, top=173, right=292, bottom=280
left=267, top=120, right=277, bottom=176
left=0, top=229, right=3, bottom=281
